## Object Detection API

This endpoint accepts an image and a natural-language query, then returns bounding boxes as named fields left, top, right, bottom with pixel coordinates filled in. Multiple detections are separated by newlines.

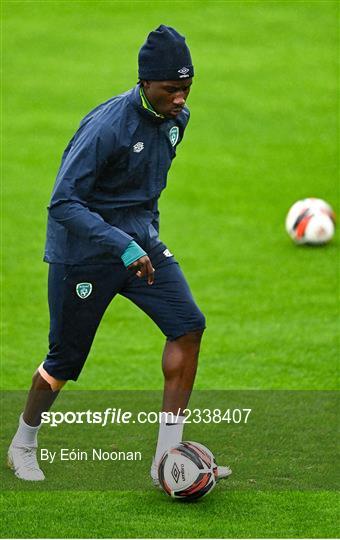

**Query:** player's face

left=142, top=79, right=192, bottom=118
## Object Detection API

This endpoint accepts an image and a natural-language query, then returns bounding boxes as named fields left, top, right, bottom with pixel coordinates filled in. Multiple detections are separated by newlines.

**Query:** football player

left=8, top=25, right=231, bottom=486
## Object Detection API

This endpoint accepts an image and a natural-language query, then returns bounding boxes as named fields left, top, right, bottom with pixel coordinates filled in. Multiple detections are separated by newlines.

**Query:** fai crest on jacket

left=76, top=282, right=93, bottom=299
left=169, top=126, right=179, bottom=147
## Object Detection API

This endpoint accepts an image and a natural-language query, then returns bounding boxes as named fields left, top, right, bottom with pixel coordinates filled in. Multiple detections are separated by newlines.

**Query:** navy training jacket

left=44, top=84, right=190, bottom=264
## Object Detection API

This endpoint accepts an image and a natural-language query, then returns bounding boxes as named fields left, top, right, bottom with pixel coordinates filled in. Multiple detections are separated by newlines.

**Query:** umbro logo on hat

left=178, top=67, right=190, bottom=78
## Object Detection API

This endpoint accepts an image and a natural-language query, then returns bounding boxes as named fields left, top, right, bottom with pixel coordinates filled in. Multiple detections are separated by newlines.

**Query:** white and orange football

left=285, top=198, right=335, bottom=245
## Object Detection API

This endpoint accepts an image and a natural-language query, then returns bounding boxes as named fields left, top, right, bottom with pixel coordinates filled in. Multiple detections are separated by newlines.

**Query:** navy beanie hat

left=138, top=25, right=194, bottom=81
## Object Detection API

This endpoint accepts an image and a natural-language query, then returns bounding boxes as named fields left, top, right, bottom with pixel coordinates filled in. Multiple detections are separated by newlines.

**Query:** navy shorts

left=43, top=243, right=206, bottom=381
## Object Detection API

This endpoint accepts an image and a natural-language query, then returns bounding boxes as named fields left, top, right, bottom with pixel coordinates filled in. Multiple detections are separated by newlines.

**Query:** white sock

left=11, top=413, right=41, bottom=448
left=154, top=414, right=185, bottom=464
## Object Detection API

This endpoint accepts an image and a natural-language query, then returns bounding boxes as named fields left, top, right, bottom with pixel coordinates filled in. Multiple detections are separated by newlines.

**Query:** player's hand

left=128, top=256, right=155, bottom=285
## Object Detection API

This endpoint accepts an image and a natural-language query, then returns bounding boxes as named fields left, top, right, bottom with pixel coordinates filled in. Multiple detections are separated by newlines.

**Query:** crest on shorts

left=76, top=282, right=92, bottom=299
left=169, top=126, right=179, bottom=147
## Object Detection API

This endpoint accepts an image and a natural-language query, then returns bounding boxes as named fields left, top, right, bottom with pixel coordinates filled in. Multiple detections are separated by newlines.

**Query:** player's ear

left=141, top=80, right=151, bottom=89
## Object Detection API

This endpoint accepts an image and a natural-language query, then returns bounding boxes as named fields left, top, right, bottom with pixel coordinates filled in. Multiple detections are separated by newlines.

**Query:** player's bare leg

left=23, top=370, right=62, bottom=425
left=151, top=329, right=232, bottom=486
left=161, top=329, right=203, bottom=413
left=151, top=330, right=202, bottom=485
left=8, top=370, right=64, bottom=481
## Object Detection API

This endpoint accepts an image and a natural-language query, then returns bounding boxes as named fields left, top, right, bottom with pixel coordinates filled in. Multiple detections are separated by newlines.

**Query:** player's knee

left=196, top=311, right=206, bottom=334
left=38, top=363, right=67, bottom=392
left=181, top=327, right=205, bottom=345
left=188, top=310, right=206, bottom=341
left=178, top=314, right=206, bottom=346
left=179, top=309, right=206, bottom=343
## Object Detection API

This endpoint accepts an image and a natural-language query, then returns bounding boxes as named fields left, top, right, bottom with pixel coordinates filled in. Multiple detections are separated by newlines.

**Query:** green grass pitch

left=1, top=1, right=338, bottom=538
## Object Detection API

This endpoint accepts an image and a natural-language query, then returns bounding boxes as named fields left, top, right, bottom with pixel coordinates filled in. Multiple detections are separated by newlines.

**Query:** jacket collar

left=129, top=85, right=167, bottom=125
left=140, top=87, right=165, bottom=119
